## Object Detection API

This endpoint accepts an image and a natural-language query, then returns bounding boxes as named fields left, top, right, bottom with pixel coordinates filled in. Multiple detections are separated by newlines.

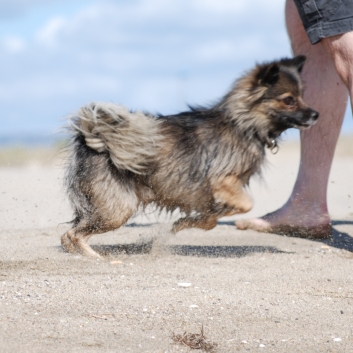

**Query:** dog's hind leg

left=62, top=213, right=134, bottom=258
left=61, top=200, right=138, bottom=258
left=64, top=150, right=142, bottom=257
left=61, top=229, right=79, bottom=254
left=62, top=230, right=97, bottom=257
left=61, top=222, right=101, bottom=258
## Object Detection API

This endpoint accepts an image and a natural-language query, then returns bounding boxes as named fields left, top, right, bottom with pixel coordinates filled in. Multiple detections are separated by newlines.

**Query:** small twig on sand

left=88, top=314, right=114, bottom=320
left=171, top=326, right=217, bottom=352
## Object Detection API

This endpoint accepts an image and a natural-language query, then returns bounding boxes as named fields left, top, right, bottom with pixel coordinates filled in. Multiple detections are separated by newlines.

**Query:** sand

left=0, top=136, right=352, bottom=352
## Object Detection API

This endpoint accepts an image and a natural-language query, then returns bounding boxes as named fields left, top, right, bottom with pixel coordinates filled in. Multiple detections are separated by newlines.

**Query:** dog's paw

left=61, top=232, right=78, bottom=253
left=171, top=221, right=184, bottom=234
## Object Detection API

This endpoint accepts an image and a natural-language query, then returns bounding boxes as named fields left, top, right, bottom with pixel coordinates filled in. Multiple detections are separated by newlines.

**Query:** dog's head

left=253, top=55, right=319, bottom=133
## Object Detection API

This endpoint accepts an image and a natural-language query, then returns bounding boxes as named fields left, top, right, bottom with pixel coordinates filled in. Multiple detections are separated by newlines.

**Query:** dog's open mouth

left=289, top=119, right=318, bottom=130
left=292, top=123, right=311, bottom=130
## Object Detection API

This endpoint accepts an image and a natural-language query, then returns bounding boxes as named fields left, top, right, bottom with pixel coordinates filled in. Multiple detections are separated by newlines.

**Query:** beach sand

left=0, top=136, right=352, bottom=352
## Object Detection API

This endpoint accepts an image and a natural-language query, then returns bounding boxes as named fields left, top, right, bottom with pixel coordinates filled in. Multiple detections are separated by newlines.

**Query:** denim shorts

left=293, top=0, right=353, bottom=44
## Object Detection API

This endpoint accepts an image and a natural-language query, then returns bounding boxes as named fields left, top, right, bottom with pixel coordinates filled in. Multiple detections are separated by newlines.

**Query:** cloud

left=1, top=36, right=26, bottom=53
left=0, top=0, right=44, bottom=17
left=0, top=0, right=73, bottom=18
left=0, top=0, right=293, bottom=134
left=35, top=17, right=67, bottom=48
left=31, top=0, right=290, bottom=73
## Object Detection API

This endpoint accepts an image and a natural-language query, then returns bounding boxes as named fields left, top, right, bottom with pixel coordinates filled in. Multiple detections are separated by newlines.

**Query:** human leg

left=321, top=32, right=353, bottom=97
left=236, top=0, right=348, bottom=238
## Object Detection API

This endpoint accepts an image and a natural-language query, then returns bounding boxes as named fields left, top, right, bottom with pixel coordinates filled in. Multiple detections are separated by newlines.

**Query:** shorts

left=293, top=0, right=353, bottom=44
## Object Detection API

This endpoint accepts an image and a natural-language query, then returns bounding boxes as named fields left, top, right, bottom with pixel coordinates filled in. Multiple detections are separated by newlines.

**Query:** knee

left=323, top=33, right=353, bottom=90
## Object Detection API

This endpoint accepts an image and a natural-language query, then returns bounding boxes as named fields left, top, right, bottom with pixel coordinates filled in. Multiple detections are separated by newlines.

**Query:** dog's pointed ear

left=258, top=63, right=279, bottom=86
left=278, top=55, right=306, bottom=73
left=291, top=55, right=306, bottom=73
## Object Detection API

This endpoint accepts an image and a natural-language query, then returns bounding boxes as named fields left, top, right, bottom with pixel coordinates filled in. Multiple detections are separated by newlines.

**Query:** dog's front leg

left=212, top=175, right=253, bottom=216
left=172, top=215, right=218, bottom=233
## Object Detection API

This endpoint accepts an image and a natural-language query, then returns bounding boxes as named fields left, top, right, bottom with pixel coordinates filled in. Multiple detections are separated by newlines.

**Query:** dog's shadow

left=91, top=241, right=154, bottom=257
left=92, top=223, right=291, bottom=258
left=89, top=219, right=353, bottom=257
left=91, top=242, right=289, bottom=258
left=170, top=244, right=289, bottom=257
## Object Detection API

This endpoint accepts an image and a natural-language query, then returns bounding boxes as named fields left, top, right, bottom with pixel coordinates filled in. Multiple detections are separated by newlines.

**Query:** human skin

left=236, top=0, right=351, bottom=238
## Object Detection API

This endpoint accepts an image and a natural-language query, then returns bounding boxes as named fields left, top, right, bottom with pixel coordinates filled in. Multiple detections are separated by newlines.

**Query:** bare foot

left=235, top=202, right=332, bottom=239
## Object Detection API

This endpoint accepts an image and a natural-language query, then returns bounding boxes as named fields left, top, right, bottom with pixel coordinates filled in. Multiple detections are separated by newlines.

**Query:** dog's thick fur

left=62, top=56, right=319, bottom=257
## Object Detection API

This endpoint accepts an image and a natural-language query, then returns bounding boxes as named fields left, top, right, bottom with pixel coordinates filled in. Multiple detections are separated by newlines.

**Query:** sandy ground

left=0, top=136, right=353, bottom=352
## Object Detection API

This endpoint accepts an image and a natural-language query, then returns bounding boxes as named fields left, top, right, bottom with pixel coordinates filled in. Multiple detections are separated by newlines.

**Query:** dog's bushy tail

left=68, top=102, right=161, bottom=174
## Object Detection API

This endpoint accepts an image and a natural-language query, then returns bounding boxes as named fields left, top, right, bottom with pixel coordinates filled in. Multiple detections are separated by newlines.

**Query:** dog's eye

left=283, top=96, right=295, bottom=106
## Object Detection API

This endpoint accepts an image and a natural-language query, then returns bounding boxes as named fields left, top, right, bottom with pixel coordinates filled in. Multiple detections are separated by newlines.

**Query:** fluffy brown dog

left=62, top=55, right=318, bottom=257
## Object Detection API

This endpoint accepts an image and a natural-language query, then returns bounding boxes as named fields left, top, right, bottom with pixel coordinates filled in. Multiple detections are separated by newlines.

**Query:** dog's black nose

left=310, top=110, right=319, bottom=119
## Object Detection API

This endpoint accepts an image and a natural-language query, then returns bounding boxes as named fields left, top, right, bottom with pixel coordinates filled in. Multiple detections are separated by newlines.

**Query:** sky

left=0, top=0, right=352, bottom=143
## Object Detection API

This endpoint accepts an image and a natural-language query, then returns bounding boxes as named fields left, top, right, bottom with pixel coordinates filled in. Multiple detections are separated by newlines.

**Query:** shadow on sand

left=170, top=245, right=290, bottom=258
left=87, top=219, right=353, bottom=257
left=91, top=242, right=290, bottom=258
left=91, top=241, right=153, bottom=256
left=319, top=220, right=353, bottom=252
left=219, top=220, right=353, bottom=252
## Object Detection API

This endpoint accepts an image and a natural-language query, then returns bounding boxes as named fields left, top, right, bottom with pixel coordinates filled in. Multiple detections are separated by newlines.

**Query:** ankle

left=286, top=194, right=329, bottom=216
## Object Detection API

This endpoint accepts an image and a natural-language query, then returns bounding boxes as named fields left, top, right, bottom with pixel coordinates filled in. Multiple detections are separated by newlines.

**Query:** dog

left=61, top=55, right=319, bottom=257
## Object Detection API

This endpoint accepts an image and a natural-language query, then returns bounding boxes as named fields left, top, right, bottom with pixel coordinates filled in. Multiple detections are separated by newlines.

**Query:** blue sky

left=0, top=0, right=351, bottom=142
